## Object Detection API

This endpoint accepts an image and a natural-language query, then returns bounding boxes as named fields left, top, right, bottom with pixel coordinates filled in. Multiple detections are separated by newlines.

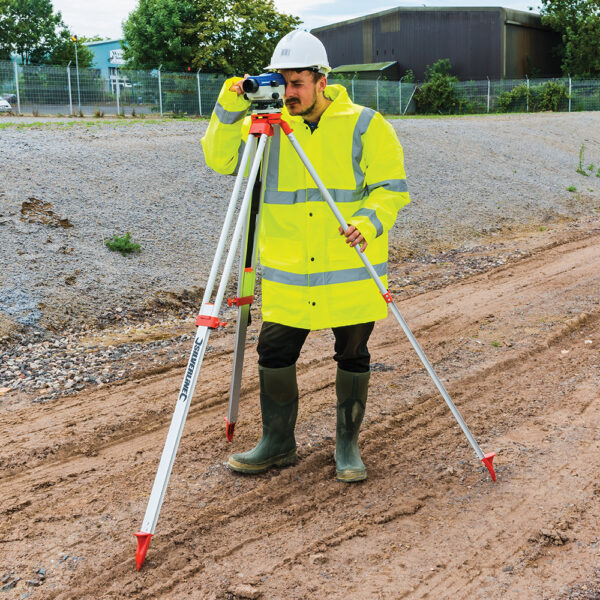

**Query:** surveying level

left=133, top=102, right=497, bottom=571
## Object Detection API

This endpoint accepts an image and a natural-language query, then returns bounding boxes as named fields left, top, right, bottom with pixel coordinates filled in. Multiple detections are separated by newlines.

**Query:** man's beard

left=286, top=90, right=318, bottom=117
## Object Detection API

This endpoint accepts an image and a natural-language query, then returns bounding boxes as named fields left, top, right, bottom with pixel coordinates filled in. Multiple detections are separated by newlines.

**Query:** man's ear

left=319, top=76, right=327, bottom=93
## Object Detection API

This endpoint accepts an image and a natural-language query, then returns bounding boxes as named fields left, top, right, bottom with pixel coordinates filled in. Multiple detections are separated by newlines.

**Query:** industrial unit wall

left=312, top=7, right=561, bottom=80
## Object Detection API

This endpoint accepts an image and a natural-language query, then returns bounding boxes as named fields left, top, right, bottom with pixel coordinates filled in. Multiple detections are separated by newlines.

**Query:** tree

left=122, top=0, right=301, bottom=74
left=122, top=0, right=197, bottom=70
left=540, top=0, right=600, bottom=77
left=189, top=0, right=302, bottom=74
left=9, top=0, right=63, bottom=64
left=47, top=30, right=94, bottom=67
left=0, top=0, right=14, bottom=60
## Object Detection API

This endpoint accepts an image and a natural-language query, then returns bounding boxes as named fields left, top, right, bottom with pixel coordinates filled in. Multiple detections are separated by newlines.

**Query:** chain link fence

left=1, top=59, right=599, bottom=117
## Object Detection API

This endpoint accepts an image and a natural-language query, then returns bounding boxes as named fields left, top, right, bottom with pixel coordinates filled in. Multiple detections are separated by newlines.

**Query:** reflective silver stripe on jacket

left=262, top=262, right=387, bottom=286
left=352, top=107, right=376, bottom=189
left=232, top=141, right=246, bottom=175
left=214, top=101, right=247, bottom=125
left=352, top=207, right=383, bottom=238
left=264, top=187, right=365, bottom=205
left=366, top=179, right=409, bottom=194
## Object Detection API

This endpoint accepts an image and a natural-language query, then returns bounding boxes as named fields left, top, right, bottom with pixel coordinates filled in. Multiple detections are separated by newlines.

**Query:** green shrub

left=537, top=81, right=569, bottom=111
left=415, top=73, right=459, bottom=114
left=497, top=83, right=531, bottom=112
left=105, top=232, right=141, bottom=256
left=498, top=80, right=569, bottom=113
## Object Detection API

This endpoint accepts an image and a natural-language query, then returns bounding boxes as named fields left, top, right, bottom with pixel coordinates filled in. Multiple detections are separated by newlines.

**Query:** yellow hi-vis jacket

left=201, top=79, right=410, bottom=330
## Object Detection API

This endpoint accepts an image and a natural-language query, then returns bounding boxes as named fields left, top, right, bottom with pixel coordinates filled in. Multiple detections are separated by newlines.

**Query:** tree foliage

left=540, top=0, right=600, bottom=77
left=0, top=0, right=93, bottom=66
left=122, top=0, right=197, bottom=71
left=122, top=0, right=301, bottom=74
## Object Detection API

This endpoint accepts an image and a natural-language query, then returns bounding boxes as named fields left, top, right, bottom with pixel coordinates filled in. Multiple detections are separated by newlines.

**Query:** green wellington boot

left=228, top=363, right=298, bottom=474
left=335, top=368, right=370, bottom=482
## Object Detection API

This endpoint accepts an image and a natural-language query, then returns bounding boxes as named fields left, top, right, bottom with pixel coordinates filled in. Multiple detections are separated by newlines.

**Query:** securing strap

left=382, top=290, right=393, bottom=304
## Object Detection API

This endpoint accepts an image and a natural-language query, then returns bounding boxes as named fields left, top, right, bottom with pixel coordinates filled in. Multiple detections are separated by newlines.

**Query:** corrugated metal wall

left=505, top=24, right=562, bottom=78
left=313, top=8, right=561, bottom=80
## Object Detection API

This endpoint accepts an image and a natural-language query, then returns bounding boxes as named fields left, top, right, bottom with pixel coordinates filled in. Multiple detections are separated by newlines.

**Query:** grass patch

left=566, top=185, right=577, bottom=192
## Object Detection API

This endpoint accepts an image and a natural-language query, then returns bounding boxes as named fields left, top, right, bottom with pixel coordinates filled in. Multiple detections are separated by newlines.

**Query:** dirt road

left=1, top=224, right=599, bottom=599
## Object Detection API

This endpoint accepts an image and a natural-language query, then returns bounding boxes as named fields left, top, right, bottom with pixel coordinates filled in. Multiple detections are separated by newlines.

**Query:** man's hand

left=229, top=74, right=250, bottom=96
left=339, top=225, right=367, bottom=252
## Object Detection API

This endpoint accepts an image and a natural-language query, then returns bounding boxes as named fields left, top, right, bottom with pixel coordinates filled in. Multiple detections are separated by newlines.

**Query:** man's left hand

left=339, top=225, right=367, bottom=252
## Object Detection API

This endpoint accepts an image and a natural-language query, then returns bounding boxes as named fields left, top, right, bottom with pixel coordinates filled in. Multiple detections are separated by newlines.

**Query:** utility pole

left=71, top=35, right=81, bottom=114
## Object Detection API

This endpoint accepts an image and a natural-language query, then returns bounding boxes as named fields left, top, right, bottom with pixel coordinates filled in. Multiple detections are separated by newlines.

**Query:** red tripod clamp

left=249, top=113, right=293, bottom=137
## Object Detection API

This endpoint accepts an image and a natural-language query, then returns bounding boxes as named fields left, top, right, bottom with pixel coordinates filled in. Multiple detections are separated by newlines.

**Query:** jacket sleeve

left=201, top=77, right=252, bottom=175
left=346, top=112, right=410, bottom=242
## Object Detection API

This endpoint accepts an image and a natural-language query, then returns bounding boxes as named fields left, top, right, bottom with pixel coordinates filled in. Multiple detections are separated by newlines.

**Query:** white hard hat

left=266, top=30, right=331, bottom=75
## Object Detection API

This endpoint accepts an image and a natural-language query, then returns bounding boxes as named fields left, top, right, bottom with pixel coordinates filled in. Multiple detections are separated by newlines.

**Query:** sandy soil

left=1, top=222, right=599, bottom=599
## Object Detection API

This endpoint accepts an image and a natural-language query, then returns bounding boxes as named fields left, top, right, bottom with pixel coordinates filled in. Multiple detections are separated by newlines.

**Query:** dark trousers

left=257, top=321, right=375, bottom=373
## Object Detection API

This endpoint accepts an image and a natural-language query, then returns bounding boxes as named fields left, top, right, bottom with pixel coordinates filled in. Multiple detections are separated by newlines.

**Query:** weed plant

left=105, top=232, right=141, bottom=256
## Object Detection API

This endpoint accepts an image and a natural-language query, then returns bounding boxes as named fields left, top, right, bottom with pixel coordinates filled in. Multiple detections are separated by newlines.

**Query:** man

left=201, top=30, right=410, bottom=482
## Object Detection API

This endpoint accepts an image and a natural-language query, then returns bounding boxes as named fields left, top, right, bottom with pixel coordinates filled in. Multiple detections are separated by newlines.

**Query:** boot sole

left=336, top=468, right=367, bottom=483
left=227, top=448, right=297, bottom=474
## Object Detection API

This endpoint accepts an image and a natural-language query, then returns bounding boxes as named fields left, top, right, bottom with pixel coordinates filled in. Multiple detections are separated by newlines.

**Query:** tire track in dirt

left=0, top=230, right=599, bottom=599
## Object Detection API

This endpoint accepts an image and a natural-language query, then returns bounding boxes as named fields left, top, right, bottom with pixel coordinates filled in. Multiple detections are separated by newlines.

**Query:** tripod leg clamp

left=228, top=295, right=254, bottom=307
left=196, top=315, right=227, bottom=329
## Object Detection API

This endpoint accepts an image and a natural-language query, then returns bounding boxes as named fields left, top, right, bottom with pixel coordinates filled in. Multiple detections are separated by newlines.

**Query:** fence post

left=487, top=76, right=490, bottom=113
left=116, top=73, right=120, bottom=115
left=67, top=61, right=73, bottom=115
left=196, top=69, right=202, bottom=115
left=398, top=76, right=404, bottom=115
left=376, top=75, right=380, bottom=112
left=568, top=74, right=572, bottom=113
left=12, top=60, right=21, bottom=115
left=351, top=74, right=356, bottom=102
left=157, top=65, right=163, bottom=117
left=526, top=75, right=529, bottom=113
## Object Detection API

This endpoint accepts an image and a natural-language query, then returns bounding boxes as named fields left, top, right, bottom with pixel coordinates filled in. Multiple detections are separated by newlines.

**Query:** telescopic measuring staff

left=133, top=73, right=496, bottom=571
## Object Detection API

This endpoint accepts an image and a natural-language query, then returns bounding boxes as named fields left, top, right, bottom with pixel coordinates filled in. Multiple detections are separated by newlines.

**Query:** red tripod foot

left=134, top=532, right=153, bottom=571
left=225, top=418, right=236, bottom=442
left=480, top=452, right=497, bottom=482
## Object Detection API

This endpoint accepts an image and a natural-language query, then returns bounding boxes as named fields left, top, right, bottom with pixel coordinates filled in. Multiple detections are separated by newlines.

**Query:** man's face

left=280, top=69, right=324, bottom=116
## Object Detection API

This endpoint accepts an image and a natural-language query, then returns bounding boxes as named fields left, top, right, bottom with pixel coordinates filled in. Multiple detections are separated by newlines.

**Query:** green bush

left=537, top=81, right=569, bottom=111
left=105, top=232, right=142, bottom=256
left=415, top=73, right=459, bottom=114
left=497, top=80, right=569, bottom=113
left=497, top=83, right=530, bottom=112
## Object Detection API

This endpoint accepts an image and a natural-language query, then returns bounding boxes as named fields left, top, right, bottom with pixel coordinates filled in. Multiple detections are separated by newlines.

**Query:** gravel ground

left=0, top=111, right=599, bottom=338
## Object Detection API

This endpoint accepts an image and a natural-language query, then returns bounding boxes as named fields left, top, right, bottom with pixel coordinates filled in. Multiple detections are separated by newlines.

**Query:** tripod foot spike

left=225, top=418, right=236, bottom=442
left=134, top=532, right=153, bottom=571
left=481, top=452, right=497, bottom=482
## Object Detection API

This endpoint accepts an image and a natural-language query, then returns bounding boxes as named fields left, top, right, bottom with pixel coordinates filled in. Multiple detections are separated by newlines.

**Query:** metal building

left=312, top=7, right=562, bottom=80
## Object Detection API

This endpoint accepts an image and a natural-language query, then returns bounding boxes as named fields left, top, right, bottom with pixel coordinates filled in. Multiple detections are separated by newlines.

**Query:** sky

left=52, top=0, right=543, bottom=40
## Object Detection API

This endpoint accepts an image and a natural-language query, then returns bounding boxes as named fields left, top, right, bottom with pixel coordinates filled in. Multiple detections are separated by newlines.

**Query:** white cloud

left=52, top=0, right=138, bottom=39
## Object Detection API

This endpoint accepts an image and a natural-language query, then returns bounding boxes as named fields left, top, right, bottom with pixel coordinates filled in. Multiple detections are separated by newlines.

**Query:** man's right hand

left=229, top=74, right=250, bottom=96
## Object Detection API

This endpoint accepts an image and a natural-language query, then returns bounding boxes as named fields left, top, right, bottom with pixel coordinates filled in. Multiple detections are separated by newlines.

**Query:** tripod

left=133, top=106, right=497, bottom=570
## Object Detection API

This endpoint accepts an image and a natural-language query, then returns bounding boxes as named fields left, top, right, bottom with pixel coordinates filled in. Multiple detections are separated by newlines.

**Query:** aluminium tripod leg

left=226, top=140, right=268, bottom=441
left=283, top=127, right=497, bottom=483
left=133, top=133, right=269, bottom=571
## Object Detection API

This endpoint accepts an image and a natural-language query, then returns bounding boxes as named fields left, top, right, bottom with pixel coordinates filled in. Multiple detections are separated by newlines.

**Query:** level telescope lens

left=242, top=78, right=260, bottom=93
